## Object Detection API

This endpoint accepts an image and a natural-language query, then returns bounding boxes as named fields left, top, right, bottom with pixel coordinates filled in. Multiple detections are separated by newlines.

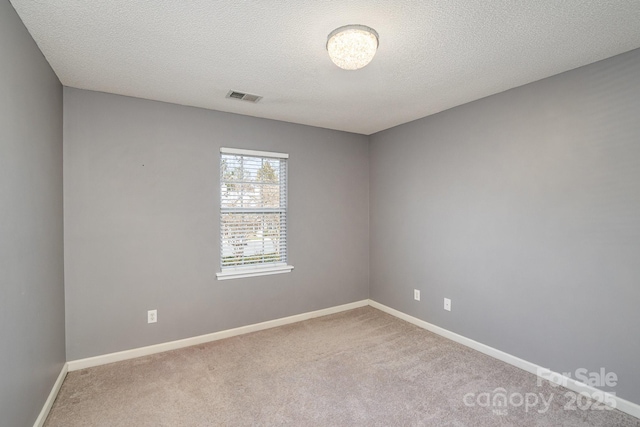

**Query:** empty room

left=2, top=0, right=640, bottom=426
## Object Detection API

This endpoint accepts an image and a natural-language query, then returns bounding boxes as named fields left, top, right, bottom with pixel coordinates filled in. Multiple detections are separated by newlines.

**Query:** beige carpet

left=45, top=307, right=639, bottom=426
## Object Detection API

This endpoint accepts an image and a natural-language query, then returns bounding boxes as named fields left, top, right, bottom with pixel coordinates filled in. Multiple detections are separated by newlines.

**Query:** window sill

left=216, top=264, right=294, bottom=280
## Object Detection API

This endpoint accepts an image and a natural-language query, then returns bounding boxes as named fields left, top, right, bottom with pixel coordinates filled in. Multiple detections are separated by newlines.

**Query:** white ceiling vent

left=226, top=90, right=262, bottom=103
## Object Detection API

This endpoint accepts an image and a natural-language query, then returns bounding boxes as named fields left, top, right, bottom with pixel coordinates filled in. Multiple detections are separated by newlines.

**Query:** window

left=216, top=148, right=293, bottom=280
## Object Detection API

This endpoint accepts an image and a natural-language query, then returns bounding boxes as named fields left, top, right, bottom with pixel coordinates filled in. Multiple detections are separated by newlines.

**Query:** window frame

left=216, top=147, right=293, bottom=280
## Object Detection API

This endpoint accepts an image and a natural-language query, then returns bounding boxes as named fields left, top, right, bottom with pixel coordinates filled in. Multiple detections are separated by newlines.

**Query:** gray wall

left=63, top=87, right=369, bottom=360
left=370, top=48, right=640, bottom=404
left=0, top=2, right=65, bottom=426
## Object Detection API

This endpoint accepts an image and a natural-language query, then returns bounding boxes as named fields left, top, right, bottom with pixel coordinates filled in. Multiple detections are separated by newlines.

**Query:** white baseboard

left=33, top=362, right=68, bottom=427
left=68, top=300, right=369, bottom=372
left=368, top=299, right=640, bottom=420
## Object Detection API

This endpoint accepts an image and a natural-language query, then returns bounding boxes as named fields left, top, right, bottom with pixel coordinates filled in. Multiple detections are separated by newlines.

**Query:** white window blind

left=218, top=148, right=292, bottom=279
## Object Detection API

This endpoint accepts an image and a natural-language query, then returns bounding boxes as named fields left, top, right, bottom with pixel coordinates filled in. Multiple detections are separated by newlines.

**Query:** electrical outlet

left=414, top=289, right=420, bottom=301
left=444, top=298, right=451, bottom=312
left=147, top=309, right=157, bottom=324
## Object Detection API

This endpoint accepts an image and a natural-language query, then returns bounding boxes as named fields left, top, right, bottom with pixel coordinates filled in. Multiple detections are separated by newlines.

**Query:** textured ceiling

left=10, top=0, right=640, bottom=135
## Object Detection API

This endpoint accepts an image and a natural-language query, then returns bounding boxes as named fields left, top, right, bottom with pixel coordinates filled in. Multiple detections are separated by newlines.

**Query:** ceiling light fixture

left=326, top=25, right=379, bottom=70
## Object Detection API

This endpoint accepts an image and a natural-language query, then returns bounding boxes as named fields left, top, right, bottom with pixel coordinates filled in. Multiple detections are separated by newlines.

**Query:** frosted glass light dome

left=326, top=25, right=379, bottom=70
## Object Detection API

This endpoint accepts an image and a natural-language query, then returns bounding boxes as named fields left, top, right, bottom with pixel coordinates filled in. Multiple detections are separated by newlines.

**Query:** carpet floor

left=45, top=307, right=639, bottom=426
